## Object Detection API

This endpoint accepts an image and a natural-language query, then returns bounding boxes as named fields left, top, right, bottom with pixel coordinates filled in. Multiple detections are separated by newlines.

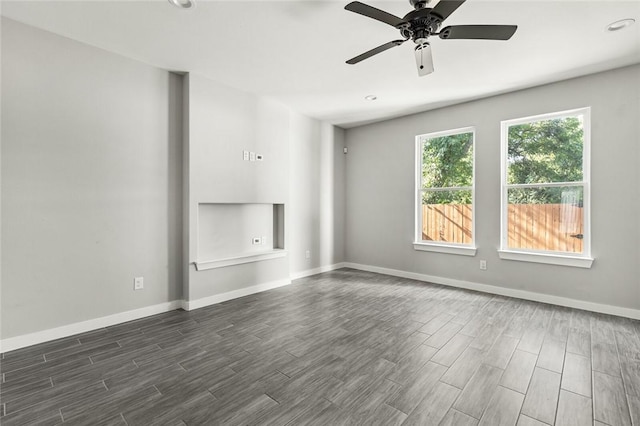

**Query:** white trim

left=582, top=108, right=592, bottom=262
left=415, top=137, right=422, bottom=242
left=194, top=249, right=287, bottom=271
left=500, top=106, right=592, bottom=260
left=415, top=127, right=475, bottom=246
left=420, top=186, right=473, bottom=192
left=498, top=250, right=594, bottom=268
left=416, top=126, right=477, bottom=141
left=0, top=301, right=182, bottom=353
left=413, top=242, right=477, bottom=256
left=343, top=262, right=640, bottom=320
left=290, top=262, right=347, bottom=280
left=182, top=278, right=292, bottom=311
left=502, top=107, right=592, bottom=127
left=1, top=274, right=298, bottom=352
left=506, top=182, right=586, bottom=189
left=500, top=119, right=508, bottom=249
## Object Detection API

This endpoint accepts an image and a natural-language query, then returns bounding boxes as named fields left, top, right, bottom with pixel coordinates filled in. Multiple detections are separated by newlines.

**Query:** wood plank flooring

left=2, top=268, right=640, bottom=425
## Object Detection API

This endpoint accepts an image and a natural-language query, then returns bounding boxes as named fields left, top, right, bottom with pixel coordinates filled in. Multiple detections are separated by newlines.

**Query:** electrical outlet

left=250, top=152, right=256, bottom=161
left=305, top=250, right=311, bottom=259
left=261, top=236, right=267, bottom=245
left=479, top=260, right=487, bottom=271
left=134, top=276, right=144, bottom=290
left=243, top=150, right=249, bottom=161
left=252, top=237, right=261, bottom=245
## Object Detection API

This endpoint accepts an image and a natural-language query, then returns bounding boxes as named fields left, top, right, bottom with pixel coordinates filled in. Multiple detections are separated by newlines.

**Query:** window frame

left=499, top=107, right=593, bottom=268
left=414, top=126, right=477, bottom=256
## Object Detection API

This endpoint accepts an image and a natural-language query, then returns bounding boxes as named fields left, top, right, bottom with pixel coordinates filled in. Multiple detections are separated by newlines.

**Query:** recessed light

left=606, top=18, right=635, bottom=32
left=168, top=0, right=195, bottom=9
left=364, top=95, right=377, bottom=101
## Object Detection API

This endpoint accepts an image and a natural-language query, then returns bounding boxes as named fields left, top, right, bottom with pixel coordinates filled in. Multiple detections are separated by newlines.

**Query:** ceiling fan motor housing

left=400, top=8, right=443, bottom=43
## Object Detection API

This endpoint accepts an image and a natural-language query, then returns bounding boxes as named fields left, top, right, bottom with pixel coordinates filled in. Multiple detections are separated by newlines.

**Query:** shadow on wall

left=168, top=72, right=184, bottom=302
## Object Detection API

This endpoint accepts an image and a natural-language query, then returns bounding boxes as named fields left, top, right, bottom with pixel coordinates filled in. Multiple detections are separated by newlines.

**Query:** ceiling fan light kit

left=344, top=0, right=517, bottom=76
left=415, top=43, right=434, bottom=76
left=168, top=0, right=195, bottom=10
left=606, top=18, right=635, bottom=32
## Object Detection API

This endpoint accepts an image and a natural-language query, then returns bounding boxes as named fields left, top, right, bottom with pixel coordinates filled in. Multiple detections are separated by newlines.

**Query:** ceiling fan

left=345, top=0, right=517, bottom=76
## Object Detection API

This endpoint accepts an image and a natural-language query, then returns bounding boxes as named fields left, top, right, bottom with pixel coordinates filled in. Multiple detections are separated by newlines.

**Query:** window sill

left=195, top=249, right=287, bottom=271
left=413, top=242, right=477, bottom=257
left=498, top=250, right=594, bottom=269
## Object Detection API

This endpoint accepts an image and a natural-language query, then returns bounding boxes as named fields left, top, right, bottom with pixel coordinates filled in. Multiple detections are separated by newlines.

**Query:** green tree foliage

left=507, top=117, right=583, bottom=204
left=422, top=132, right=473, bottom=204
left=421, top=117, right=584, bottom=205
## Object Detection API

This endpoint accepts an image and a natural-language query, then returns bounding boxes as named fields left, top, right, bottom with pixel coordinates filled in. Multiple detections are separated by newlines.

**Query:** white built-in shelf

left=195, top=249, right=287, bottom=271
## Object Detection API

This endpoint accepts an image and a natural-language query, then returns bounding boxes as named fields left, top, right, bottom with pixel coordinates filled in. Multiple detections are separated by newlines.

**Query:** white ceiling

left=2, top=0, right=639, bottom=128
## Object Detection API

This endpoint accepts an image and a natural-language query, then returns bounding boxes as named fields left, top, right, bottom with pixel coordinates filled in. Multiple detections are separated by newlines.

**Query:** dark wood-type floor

left=2, top=268, right=640, bottom=425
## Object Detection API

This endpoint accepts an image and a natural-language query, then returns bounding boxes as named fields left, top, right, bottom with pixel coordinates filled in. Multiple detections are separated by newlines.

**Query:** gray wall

left=345, top=65, right=640, bottom=310
left=1, top=19, right=346, bottom=339
left=1, top=19, right=183, bottom=338
left=330, top=125, right=346, bottom=267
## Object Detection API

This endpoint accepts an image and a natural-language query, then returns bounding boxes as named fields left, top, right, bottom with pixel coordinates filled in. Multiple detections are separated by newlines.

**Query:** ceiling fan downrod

left=409, top=0, right=431, bottom=10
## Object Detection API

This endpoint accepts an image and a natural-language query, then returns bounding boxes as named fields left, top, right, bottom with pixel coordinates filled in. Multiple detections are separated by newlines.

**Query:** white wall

left=184, top=73, right=290, bottom=301
left=184, top=75, right=346, bottom=301
left=289, top=115, right=346, bottom=275
left=1, top=19, right=183, bottom=339
left=344, top=65, right=640, bottom=311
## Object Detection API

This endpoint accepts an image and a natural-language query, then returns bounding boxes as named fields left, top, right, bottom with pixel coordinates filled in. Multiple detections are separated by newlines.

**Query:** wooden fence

left=422, top=204, right=583, bottom=253
left=422, top=204, right=473, bottom=245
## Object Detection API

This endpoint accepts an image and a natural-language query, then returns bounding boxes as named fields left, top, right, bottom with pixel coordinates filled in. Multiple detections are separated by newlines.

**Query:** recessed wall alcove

left=195, top=203, right=285, bottom=271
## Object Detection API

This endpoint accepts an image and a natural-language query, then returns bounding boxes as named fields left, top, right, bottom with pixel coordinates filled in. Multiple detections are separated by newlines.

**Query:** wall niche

left=195, top=203, right=285, bottom=271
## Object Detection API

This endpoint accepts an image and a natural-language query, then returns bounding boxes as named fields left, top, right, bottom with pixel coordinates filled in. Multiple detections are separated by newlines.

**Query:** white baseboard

left=0, top=301, right=182, bottom=353
left=343, top=262, right=640, bottom=320
left=290, top=262, right=347, bottom=280
left=182, top=278, right=292, bottom=311
left=6, top=262, right=637, bottom=353
left=1, top=277, right=296, bottom=353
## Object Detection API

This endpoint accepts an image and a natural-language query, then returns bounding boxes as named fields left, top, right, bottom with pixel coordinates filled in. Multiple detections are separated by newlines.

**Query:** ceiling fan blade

left=431, top=0, right=466, bottom=21
left=414, top=44, right=434, bottom=76
left=439, top=25, right=518, bottom=40
left=344, top=1, right=404, bottom=28
left=346, top=40, right=406, bottom=65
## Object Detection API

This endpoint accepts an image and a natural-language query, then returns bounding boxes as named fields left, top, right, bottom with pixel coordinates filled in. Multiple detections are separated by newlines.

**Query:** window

left=499, top=108, right=593, bottom=268
left=414, top=127, right=475, bottom=256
